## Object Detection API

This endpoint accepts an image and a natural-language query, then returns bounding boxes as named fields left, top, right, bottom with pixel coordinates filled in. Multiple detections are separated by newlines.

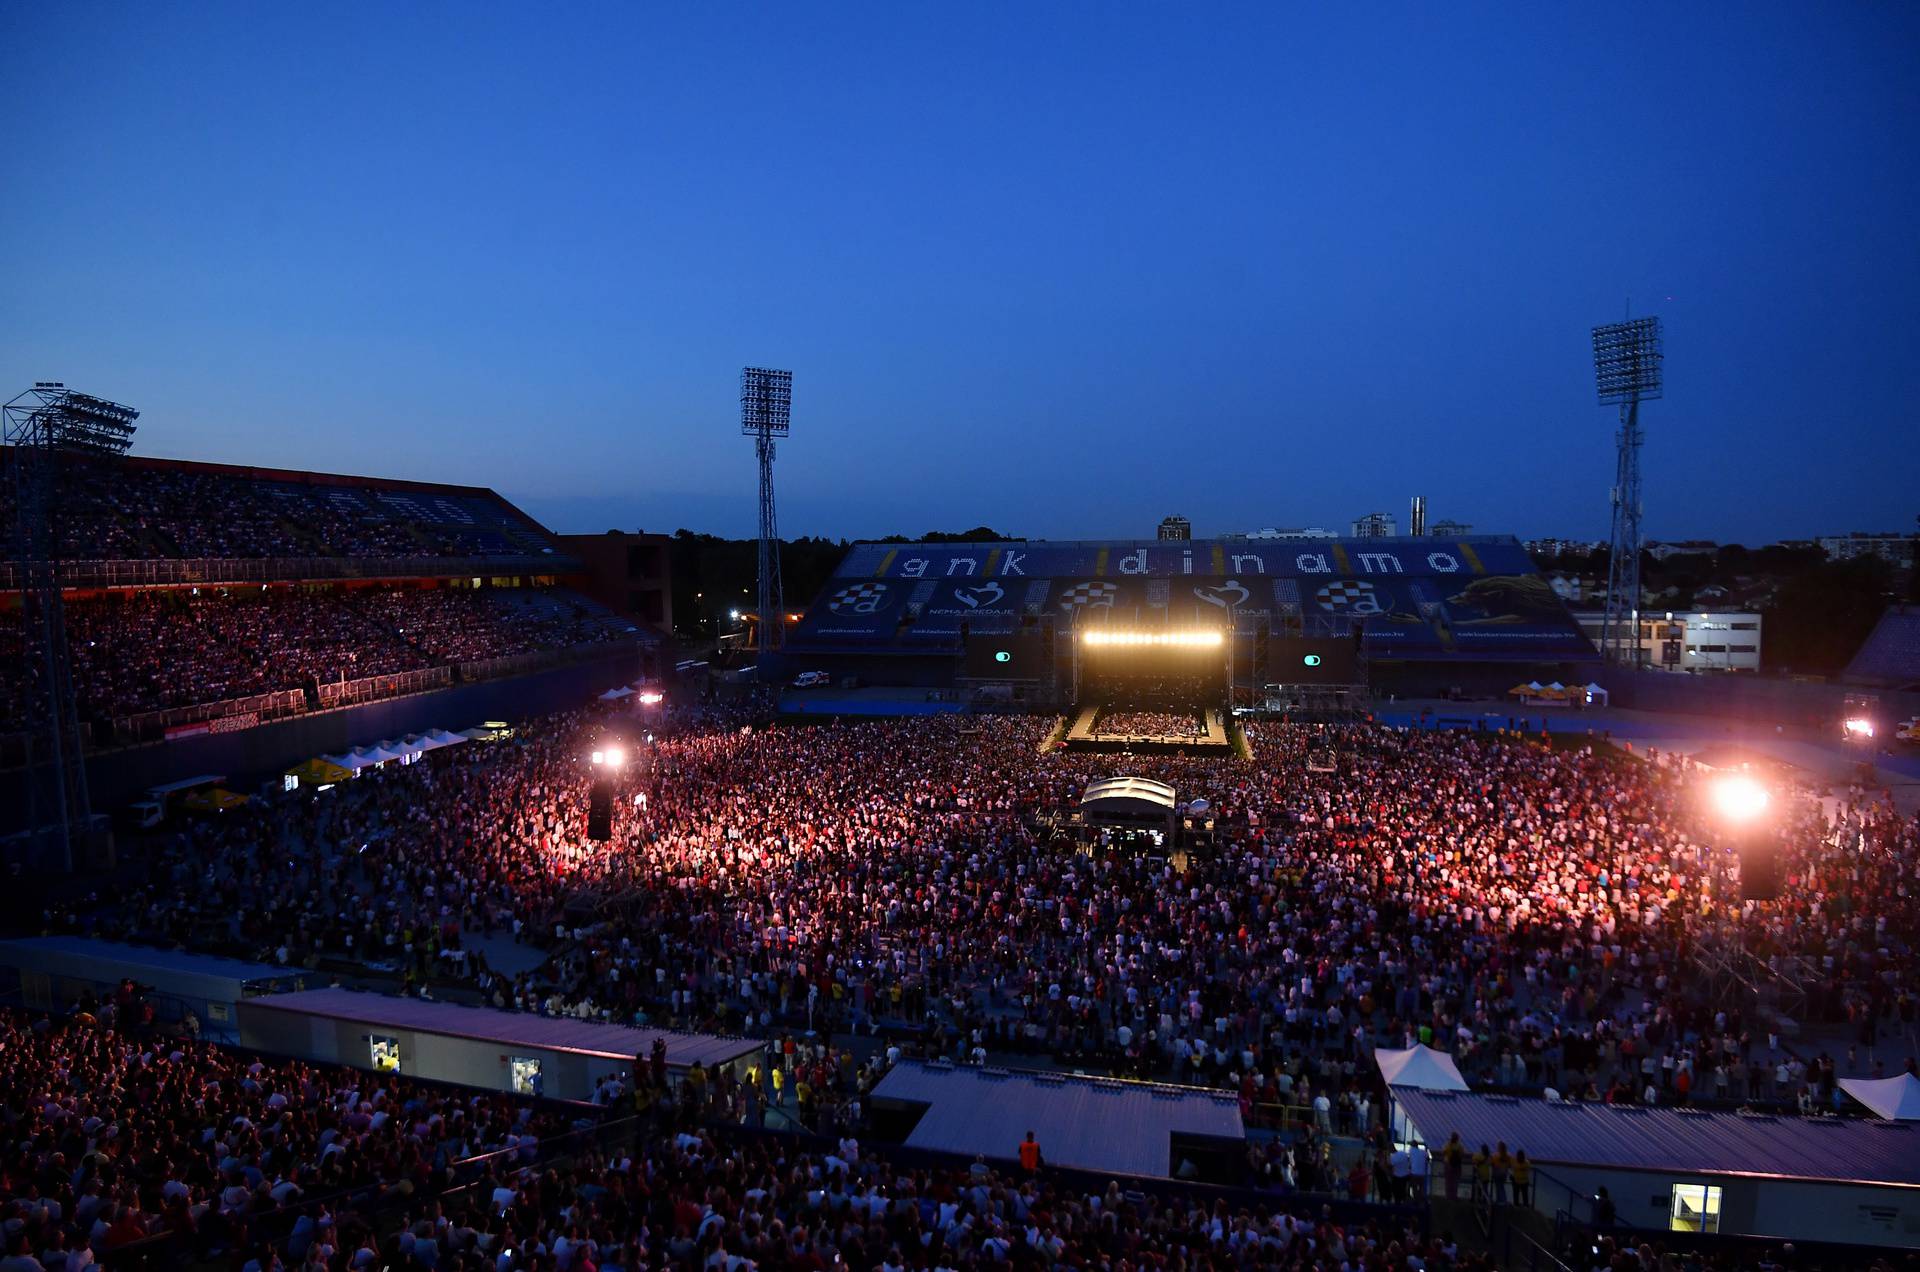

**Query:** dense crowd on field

left=1093, top=710, right=1204, bottom=738
left=59, top=704, right=1920, bottom=1118
left=21, top=701, right=1920, bottom=1269
left=0, top=587, right=633, bottom=721
left=1, top=452, right=547, bottom=560
left=1, top=999, right=1497, bottom=1272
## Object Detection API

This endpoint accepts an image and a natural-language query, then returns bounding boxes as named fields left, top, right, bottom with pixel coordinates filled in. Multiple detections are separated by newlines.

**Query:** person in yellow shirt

left=1471, top=1145, right=1492, bottom=1203
left=771, top=1064, right=785, bottom=1105
left=1512, top=1149, right=1534, bottom=1207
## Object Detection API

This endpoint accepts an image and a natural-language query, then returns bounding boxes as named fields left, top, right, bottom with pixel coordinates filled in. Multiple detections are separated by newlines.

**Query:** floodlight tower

left=740, top=368, right=792, bottom=654
left=4, top=383, right=140, bottom=869
left=1592, top=317, right=1663, bottom=666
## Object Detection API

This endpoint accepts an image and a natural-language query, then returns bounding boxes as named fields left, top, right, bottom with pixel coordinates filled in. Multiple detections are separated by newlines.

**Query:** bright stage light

left=591, top=750, right=605, bottom=765
left=638, top=690, right=665, bottom=706
left=1844, top=718, right=1874, bottom=739
left=603, top=746, right=626, bottom=768
left=1081, top=630, right=1224, bottom=648
left=1708, top=773, right=1770, bottom=824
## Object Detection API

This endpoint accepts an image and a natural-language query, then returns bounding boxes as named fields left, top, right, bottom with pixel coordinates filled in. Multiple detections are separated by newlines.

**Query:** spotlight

left=603, top=745, right=626, bottom=768
left=638, top=690, right=664, bottom=706
left=1708, top=774, right=1770, bottom=824
left=1843, top=718, right=1874, bottom=740
left=591, top=750, right=605, bottom=765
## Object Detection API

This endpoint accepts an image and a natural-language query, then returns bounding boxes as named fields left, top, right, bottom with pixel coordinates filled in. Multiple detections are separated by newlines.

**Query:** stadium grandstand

left=0, top=446, right=661, bottom=775
left=782, top=535, right=1596, bottom=712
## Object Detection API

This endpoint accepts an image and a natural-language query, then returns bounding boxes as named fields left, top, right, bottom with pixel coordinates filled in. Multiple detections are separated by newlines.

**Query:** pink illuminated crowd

left=67, top=705, right=1920, bottom=1118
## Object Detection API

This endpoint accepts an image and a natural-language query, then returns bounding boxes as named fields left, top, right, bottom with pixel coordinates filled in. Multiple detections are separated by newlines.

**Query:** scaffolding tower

left=4, top=383, right=139, bottom=869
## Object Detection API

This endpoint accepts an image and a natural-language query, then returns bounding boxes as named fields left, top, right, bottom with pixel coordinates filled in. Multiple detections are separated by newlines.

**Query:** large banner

left=797, top=539, right=1594, bottom=659
left=831, top=538, right=1538, bottom=582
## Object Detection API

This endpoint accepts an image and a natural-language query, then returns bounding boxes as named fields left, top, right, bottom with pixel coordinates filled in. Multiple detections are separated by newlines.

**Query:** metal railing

left=315, top=665, right=454, bottom=709
left=112, top=688, right=308, bottom=744
left=3, top=553, right=581, bottom=591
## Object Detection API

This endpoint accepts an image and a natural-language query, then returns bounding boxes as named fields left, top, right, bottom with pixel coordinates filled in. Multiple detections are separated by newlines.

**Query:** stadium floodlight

left=741, top=367, right=792, bottom=655
left=1708, top=773, right=1770, bottom=824
left=1592, top=317, right=1663, bottom=405
left=1592, top=315, right=1663, bottom=669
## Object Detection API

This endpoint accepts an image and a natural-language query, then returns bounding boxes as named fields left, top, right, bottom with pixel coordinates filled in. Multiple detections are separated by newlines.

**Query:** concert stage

left=1064, top=706, right=1232, bottom=754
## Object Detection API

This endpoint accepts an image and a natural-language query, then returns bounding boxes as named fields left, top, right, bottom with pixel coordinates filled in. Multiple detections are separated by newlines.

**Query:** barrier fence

left=3, top=553, right=580, bottom=591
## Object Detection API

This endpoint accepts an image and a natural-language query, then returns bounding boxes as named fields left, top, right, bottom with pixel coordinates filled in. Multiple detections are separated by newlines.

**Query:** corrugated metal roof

left=242, top=988, right=764, bottom=1069
left=1395, top=1090, right=1920, bottom=1187
left=871, top=1061, right=1243, bottom=1180
left=0, top=937, right=306, bottom=991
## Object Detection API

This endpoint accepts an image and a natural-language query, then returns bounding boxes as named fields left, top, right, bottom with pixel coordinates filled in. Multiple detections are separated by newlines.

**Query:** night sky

left=3, top=4, right=1915, bottom=545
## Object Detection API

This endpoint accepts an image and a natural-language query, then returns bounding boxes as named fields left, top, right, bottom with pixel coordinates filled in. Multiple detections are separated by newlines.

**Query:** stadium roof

left=1846, top=605, right=1920, bottom=688
left=1394, top=1089, right=1920, bottom=1187
left=240, top=987, right=763, bottom=1069
left=0, top=936, right=308, bottom=997
left=871, top=1061, right=1243, bottom=1179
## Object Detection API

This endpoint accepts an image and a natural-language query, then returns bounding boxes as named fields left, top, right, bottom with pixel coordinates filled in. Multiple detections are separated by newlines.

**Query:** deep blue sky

left=3, top=5, right=1915, bottom=545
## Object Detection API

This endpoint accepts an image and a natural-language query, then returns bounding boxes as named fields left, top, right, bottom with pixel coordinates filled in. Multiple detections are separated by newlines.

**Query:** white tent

left=327, top=752, right=382, bottom=773
left=1840, top=1073, right=1920, bottom=1120
left=600, top=686, right=634, bottom=701
left=1374, top=1044, right=1469, bottom=1091
left=427, top=728, right=469, bottom=748
left=1582, top=682, right=1609, bottom=705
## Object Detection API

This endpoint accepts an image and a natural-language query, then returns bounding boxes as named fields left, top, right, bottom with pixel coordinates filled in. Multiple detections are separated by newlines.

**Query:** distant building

left=1572, top=609, right=1762, bottom=673
left=1430, top=519, right=1473, bottom=538
left=1647, top=539, right=1720, bottom=561
left=554, top=530, right=673, bottom=635
left=1526, top=537, right=1605, bottom=558
left=1547, top=574, right=1584, bottom=603
left=1818, top=532, right=1916, bottom=566
left=1350, top=512, right=1396, bottom=539
left=1222, top=527, right=1338, bottom=541
left=1157, top=515, right=1192, bottom=541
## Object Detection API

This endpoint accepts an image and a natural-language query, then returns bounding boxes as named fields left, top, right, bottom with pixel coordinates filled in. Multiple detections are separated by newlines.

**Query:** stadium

left=4, top=386, right=1920, bottom=1272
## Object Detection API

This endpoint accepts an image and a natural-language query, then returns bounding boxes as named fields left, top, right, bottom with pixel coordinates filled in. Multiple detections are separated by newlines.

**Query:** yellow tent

left=1507, top=683, right=1534, bottom=697
left=286, top=757, right=354, bottom=787
left=181, top=787, right=250, bottom=814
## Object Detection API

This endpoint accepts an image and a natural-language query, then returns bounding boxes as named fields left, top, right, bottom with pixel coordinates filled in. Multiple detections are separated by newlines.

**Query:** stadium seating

left=1, top=584, right=639, bottom=724
left=0, top=450, right=559, bottom=562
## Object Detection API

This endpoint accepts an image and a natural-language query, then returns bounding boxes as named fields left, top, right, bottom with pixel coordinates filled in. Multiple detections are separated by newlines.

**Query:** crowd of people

left=18, top=698, right=1920, bottom=1269
left=1094, top=710, right=1204, bottom=738
left=1, top=452, right=546, bottom=561
left=0, top=586, right=635, bottom=721
left=0, top=1004, right=573, bottom=1272
left=62, top=704, right=1920, bottom=1120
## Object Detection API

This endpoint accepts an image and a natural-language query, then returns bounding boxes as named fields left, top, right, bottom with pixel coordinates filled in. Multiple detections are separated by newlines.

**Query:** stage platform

left=1064, top=706, right=1231, bottom=754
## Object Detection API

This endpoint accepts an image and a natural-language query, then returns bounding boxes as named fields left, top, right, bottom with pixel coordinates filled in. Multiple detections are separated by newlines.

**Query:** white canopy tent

left=1840, top=1073, right=1920, bottom=1120
left=1375, top=1043, right=1469, bottom=1091
left=600, top=686, right=635, bottom=701
left=1583, top=682, right=1609, bottom=706
left=1377, top=1043, right=1470, bottom=1148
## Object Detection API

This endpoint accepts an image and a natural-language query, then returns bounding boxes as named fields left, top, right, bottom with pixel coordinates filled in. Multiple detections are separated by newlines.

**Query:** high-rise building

left=1157, top=515, right=1192, bottom=541
left=1351, top=512, right=1396, bottom=539
left=1431, top=519, right=1473, bottom=538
